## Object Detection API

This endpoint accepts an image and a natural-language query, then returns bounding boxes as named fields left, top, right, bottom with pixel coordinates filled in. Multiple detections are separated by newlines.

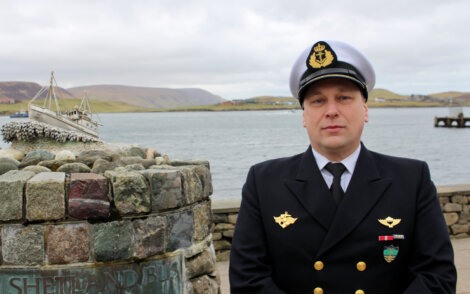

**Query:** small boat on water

left=9, top=110, right=28, bottom=118
left=28, top=71, right=101, bottom=138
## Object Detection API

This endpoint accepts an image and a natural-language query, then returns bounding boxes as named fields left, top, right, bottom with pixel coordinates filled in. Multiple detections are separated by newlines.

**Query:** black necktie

left=325, top=162, right=346, bottom=205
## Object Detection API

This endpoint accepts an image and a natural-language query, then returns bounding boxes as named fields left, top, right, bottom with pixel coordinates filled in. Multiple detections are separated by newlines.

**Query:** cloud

left=0, top=0, right=469, bottom=98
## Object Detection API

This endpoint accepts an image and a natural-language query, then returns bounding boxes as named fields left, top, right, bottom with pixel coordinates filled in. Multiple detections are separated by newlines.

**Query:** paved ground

left=216, top=238, right=470, bottom=294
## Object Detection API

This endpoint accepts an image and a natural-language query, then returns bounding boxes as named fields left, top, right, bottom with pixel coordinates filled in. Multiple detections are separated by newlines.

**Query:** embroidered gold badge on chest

left=378, top=216, right=401, bottom=228
left=274, top=211, right=298, bottom=229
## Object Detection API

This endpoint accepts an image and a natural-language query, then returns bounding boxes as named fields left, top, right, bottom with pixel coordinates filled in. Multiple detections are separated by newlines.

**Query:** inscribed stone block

left=0, top=170, right=35, bottom=221
left=139, top=169, right=185, bottom=211
left=132, top=215, right=166, bottom=259
left=104, top=170, right=150, bottom=215
left=25, top=172, right=65, bottom=221
left=68, top=173, right=110, bottom=219
left=2, top=224, right=45, bottom=265
left=92, top=221, right=132, bottom=262
left=47, top=223, right=90, bottom=264
left=167, top=209, right=194, bottom=252
left=193, top=201, right=212, bottom=241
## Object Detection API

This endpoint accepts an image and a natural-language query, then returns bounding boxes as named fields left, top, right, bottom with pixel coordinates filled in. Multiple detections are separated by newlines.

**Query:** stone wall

left=212, top=184, right=470, bottom=261
left=0, top=149, right=219, bottom=294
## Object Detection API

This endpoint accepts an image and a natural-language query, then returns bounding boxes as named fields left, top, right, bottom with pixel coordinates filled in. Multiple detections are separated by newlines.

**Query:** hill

left=67, top=85, right=224, bottom=109
left=428, top=91, right=466, bottom=98
left=369, top=88, right=408, bottom=100
left=0, top=81, right=74, bottom=101
left=0, top=99, right=152, bottom=116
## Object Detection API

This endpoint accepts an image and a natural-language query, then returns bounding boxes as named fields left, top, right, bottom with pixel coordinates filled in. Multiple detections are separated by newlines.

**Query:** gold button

left=313, top=287, right=323, bottom=294
left=356, top=261, right=366, bottom=271
left=314, top=261, right=324, bottom=271
left=355, top=290, right=365, bottom=294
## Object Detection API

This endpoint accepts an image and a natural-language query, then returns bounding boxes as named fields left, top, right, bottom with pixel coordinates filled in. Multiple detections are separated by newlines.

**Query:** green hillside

left=428, top=91, right=465, bottom=98
left=369, top=88, right=408, bottom=100
left=0, top=99, right=152, bottom=116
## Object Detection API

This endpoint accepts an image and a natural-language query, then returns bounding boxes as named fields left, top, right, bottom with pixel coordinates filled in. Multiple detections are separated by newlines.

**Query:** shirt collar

left=311, top=144, right=361, bottom=174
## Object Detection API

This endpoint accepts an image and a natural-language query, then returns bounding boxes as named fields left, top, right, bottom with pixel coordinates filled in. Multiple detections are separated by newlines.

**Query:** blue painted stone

left=0, top=254, right=183, bottom=294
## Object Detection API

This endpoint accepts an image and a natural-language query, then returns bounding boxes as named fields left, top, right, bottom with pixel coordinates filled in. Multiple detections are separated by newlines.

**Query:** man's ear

left=364, top=102, right=369, bottom=123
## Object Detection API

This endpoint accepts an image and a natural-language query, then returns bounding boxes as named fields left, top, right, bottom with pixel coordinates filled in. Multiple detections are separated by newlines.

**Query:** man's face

left=302, top=77, right=368, bottom=161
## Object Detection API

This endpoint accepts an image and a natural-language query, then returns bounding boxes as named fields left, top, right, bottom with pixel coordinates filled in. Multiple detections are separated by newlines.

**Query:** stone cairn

left=0, top=143, right=220, bottom=294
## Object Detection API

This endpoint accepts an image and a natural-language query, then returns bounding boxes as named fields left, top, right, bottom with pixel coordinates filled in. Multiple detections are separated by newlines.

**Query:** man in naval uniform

left=229, top=40, right=457, bottom=294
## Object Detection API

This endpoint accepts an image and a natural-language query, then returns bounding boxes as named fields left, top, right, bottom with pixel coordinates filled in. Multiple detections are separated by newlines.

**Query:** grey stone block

left=191, top=275, right=219, bottom=294
left=2, top=224, right=45, bottom=265
left=132, top=215, right=166, bottom=258
left=104, top=169, right=150, bottom=216
left=139, top=169, right=185, bottom=211
left=92, top=221, right=132, bottom=262
left=193, top=201, right=212, bottom=241
left=167, top=209, right=194, bottom=252
left=0, top=170, right=35, bottom=221
left=186, top=248, right=216, bottom=279
left=25, top=172, right=65, bottom=221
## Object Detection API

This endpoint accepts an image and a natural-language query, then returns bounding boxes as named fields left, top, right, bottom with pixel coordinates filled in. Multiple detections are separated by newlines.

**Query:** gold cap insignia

left=308, top=41, right=336, bottom=69
left=378, top=216, right=401, bottom=228
left=274, top=211, right=298, bottom=229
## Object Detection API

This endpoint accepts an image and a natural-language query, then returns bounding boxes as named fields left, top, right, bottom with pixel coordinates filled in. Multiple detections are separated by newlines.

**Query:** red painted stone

left=68, top=173, right=109, bottom=219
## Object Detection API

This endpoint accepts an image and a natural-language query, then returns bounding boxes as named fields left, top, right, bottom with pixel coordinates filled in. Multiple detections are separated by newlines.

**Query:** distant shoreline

left=1, top=101, right=469, bottom=116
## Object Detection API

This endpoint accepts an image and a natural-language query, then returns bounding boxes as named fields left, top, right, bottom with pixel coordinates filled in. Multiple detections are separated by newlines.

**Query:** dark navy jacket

left=230, top=145, right=456, bottom=294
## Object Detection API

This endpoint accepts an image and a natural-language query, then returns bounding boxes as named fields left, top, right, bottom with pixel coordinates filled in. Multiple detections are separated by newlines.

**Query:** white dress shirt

left=311, top=144, right=361, bottom=193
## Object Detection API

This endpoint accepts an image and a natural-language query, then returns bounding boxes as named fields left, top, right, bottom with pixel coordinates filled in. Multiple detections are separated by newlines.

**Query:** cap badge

left=274, top=211, right=298, bottom=229
left=378, top=216, right=401, bottom=228
left=383, top=245, right=399, bottom=263
left=308, top=41, right=336, bottom=69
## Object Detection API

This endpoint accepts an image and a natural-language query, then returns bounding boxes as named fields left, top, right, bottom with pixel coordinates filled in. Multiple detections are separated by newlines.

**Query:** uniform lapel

left=315, top=145, right=392, bottom=258
left=284, top=147, right=337, bottom=231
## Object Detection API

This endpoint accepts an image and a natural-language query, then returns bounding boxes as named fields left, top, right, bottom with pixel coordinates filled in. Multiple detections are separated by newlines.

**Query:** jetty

left=434, top=107, right=470, bottom=128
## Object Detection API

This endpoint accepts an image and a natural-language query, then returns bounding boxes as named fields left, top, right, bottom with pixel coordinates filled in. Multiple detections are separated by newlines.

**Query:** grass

left=0, top=99, right=153, bottom=115
left=1, top=98, right=469, bottom=116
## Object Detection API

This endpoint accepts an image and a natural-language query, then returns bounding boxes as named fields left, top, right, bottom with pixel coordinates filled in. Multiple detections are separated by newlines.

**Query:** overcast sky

left=1, top=0, right=469, bottom=99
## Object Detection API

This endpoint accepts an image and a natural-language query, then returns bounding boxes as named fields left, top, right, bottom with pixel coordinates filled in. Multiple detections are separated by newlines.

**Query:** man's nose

left=325, top=100, right=339, bottom=118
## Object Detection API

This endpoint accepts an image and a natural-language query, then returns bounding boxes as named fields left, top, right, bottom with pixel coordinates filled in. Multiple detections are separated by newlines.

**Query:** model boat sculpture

left=28, top=71, right=101, bottom=138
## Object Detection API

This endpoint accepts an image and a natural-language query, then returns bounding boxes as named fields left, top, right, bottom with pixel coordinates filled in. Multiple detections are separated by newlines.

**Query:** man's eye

left=339, top=96, right=351, bottom=101
left=312, top=98, right=324, bottom=104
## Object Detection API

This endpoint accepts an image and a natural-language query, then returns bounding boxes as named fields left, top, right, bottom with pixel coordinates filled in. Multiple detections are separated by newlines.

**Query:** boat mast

left=43, top=71, right=62, bottom=114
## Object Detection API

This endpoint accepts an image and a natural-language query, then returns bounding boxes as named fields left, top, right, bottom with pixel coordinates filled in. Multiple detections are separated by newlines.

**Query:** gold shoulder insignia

left=274, top=211, right=298, bottom=229
left=308, top=42, right=335, bottom=69
left=378, top=216, right=401, bottom=228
